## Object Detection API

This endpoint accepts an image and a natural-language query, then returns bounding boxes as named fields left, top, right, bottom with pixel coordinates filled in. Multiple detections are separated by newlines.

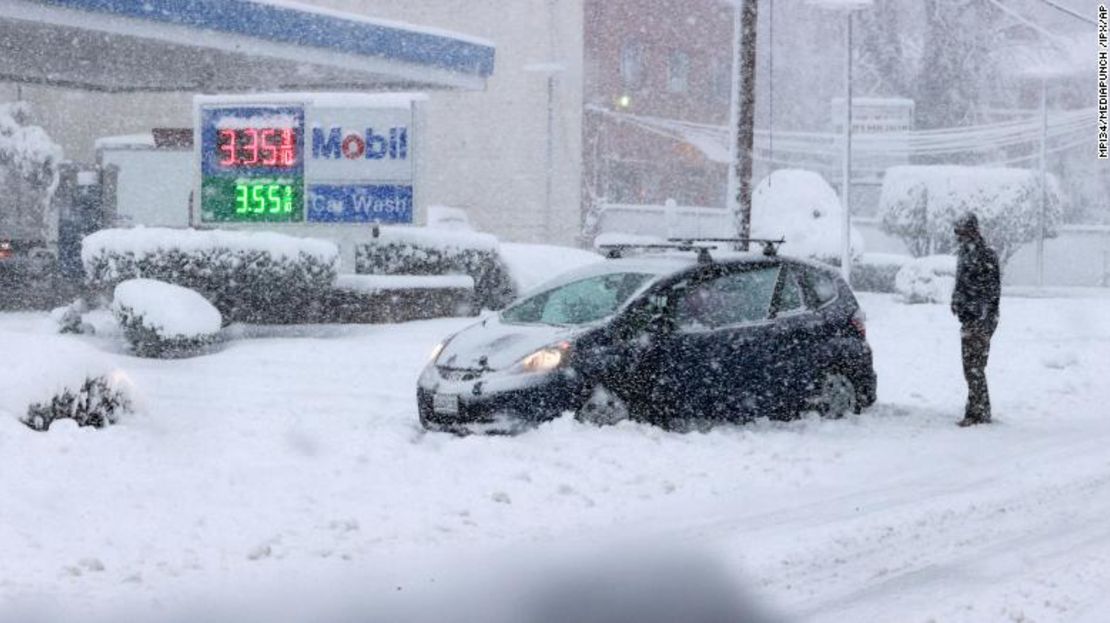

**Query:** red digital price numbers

left=217, top=128, right=297, bottom=168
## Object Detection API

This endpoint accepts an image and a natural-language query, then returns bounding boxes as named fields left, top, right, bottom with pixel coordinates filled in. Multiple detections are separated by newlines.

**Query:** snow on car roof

left=517, top=248, right=836, bottom=300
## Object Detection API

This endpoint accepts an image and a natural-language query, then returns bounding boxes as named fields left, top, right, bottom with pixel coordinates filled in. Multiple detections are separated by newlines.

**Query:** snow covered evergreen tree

left=0, top=102, right=63, bottom=245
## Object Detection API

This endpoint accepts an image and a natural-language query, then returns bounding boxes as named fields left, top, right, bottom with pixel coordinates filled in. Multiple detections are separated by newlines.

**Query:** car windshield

left=501, top=272, right=653, bottom=326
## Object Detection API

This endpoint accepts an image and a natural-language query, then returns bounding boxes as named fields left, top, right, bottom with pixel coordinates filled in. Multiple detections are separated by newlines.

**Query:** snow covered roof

left=0, top=0, right=495, bottom=92
left=194, top=92, right=429, bottom=110
left=93, top=133, right=156, bottom=150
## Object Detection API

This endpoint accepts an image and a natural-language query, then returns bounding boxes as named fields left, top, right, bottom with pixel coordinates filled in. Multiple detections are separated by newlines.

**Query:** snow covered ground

left=2, top=288, right=1110, bottom=622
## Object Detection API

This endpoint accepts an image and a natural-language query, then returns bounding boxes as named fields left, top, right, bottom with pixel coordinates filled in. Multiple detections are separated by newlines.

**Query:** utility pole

left=732, top=0, right=758, bottom=251
left=1037, top=77, right=1047, bottom=287
left=840, top=10, right=853, bottom=282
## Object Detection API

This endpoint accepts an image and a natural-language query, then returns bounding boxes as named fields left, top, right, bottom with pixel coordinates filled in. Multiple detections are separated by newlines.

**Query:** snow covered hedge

left=751, top=169, right=865, bottom=264
left=851, top=253, right=912, bottom=293
left=894, top=255, right=957, bottom=304
left=1, top=332, right=132, bottom=431
left=355, top=226, right=516, bottom=310
left=112, top=279, right=222, bottom=358
left=327, top=274, right=476, bottom=323
left=879, top=165, right=1064, bottom=265
left=83, top=227, right=339, bottom=324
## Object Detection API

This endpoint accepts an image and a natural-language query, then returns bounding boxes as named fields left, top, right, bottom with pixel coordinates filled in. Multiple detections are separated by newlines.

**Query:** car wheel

left=576, top=384, right=630, bottom=426
left=808, top=371, right=859, bottom=419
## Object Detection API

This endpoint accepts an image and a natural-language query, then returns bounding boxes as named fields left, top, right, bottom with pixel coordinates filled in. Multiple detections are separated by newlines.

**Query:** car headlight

left=428, top=341, right=446, bottom=364
left=512, top=341, right=571, bottom=374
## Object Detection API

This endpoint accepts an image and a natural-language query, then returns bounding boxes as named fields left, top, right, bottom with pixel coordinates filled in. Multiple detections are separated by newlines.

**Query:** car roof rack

left=667, top=237, right=786, bottom=257
left=598, top=242, right=718, bottom=264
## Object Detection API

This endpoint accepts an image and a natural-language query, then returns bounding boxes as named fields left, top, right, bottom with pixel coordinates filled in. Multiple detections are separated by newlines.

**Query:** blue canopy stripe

left=30, top=0, right=495, bottom=77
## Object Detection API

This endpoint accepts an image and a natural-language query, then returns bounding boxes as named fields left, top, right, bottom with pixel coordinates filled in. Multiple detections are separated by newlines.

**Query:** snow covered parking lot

left=2, top=290, right=1110, bottom=622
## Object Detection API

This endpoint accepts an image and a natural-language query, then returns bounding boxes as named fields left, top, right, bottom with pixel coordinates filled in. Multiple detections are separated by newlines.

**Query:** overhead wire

left=1028, top=0, right=1098, bottom=26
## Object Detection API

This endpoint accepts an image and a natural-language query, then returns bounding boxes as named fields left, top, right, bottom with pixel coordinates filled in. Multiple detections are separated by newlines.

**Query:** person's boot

left=957, top=416, right=980, bottom=427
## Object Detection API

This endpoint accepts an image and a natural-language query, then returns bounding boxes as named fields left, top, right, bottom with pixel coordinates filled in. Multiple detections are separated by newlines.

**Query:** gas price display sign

left=199, top=106, right=305, bottom=223
left=197, top=97, right=417, bottom=226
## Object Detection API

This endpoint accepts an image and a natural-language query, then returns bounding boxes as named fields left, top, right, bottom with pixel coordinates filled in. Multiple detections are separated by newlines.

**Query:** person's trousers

left=961, top=320, right=996, bottom=421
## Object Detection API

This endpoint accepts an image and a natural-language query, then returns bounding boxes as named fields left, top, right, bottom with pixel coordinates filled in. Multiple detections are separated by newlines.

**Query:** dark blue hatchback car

left=418, top=244, right=876, bottom=433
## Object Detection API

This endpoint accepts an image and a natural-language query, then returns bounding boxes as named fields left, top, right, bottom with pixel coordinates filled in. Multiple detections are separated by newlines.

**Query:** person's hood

left=436, top=315, right=581, bottom=371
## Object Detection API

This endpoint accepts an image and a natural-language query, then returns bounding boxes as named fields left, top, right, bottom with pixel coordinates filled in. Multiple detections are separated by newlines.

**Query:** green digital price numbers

left=200, top=178, right=303, bottom=223
left=234, top=183, right=294, bottom=215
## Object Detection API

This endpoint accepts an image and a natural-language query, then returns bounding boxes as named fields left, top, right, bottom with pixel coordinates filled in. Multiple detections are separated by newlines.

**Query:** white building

left=0, top=0, right=585, bottom=246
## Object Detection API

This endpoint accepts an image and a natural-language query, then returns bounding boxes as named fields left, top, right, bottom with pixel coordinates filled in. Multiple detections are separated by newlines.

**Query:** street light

left=1002, top=37, right=1084, bottom=288
left=808, top=0, right=871, bottom=282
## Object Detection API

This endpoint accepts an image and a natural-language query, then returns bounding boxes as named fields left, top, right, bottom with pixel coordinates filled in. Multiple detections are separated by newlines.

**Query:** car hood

left=436, top=316, right=580, bottom=371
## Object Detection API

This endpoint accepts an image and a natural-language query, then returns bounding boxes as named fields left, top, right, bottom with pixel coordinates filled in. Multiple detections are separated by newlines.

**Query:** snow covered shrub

left=355, top=226, right=515, bottom=310
left=83, top=227, right=338, bottom=323
left=23, top=376, right=131, bottom=431
left=0, top=102, right=63, bottom=247
left=112, top=279, right=222, bottom=358
left=879, top=165, right=1064, bottom=266
left=851, top=253, right=912, bottom=293
left=1, top=331, right=132, bottom=431
left=751, top=169, right=865, bottom=264
left=51, top=298, right=89, bottom=334
left=894, top=255, right=957, bottom=304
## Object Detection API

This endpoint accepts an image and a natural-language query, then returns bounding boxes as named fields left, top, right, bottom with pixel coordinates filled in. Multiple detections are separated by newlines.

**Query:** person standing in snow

left=950, top=212, right=1001, bottom=427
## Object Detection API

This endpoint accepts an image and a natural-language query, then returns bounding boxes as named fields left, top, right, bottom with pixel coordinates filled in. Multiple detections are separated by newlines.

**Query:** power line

left=1028, top=0, right=1097, bottom=26
left=984, top=0, right=1071, bottom=44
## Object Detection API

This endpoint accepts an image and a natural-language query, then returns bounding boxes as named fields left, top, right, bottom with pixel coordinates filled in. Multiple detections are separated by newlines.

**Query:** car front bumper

left=417, top=367, right=587, bottom=434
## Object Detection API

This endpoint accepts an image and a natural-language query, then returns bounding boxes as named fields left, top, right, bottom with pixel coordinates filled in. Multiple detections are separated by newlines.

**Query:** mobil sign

left=305, top=105, right=415, bottom=224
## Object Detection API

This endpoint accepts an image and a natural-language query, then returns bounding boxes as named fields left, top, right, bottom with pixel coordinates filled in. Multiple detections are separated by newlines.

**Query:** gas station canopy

left=0, top=0, right=496, bottom=92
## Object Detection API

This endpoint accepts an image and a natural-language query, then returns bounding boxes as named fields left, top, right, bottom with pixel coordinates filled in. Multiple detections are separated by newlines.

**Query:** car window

left=776, top=268, right=807, bottom=315
left=675, top=265, right=779, bottom=331
left=804, top=268, right=838, bottom=307
left=500, top=272, right=653, bottom=326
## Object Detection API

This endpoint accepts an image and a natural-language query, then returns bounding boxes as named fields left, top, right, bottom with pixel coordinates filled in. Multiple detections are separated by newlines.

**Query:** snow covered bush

left=851, top=253, right=912, bottom=293
left=1, top=331, right=132, bottom=431
left=751, top=169, right=864, bottom=264
left=327, top=274, right=476, bottom=323
left=23, top=376, right=131, bottom=431
left=355, top=226, right=515, bottom=310
left=0, top=102, right=63, bottom=246
left=83, top=227, right=338, bottom=324
left=879, top=165, right=1064, bottom=265
left=51, top=297, right=90, bottom=334
left=894, top=255, right=957, bottom=304
left=112, top=279, right=222, bottom=358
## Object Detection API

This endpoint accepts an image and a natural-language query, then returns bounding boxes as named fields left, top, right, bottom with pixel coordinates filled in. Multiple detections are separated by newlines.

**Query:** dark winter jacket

left=951, top=236, right=1001, bottom=326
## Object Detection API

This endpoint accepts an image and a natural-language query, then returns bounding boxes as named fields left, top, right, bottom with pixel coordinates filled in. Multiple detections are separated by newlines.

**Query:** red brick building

left=582, top=0, right=734, bottom=212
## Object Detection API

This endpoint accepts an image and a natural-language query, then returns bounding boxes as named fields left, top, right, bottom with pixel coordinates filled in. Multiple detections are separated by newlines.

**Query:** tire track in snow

left=681, top=432, right=1110, bottom=621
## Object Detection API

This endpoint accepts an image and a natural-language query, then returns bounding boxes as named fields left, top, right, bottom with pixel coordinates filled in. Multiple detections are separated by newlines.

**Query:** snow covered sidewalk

left=1, top=291, right=1109, bottom=621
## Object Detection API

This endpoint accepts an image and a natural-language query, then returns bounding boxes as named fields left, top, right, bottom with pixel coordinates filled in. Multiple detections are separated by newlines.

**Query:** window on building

left=620, top=40, right=645, bottom=89
left=668, top=51, right=690, bottom=93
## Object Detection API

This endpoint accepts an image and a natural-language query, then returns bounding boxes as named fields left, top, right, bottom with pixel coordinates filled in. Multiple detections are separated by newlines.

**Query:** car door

left=646, top=262, right=781, bottom=424
left=763, top=263, right=823, bottom=415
